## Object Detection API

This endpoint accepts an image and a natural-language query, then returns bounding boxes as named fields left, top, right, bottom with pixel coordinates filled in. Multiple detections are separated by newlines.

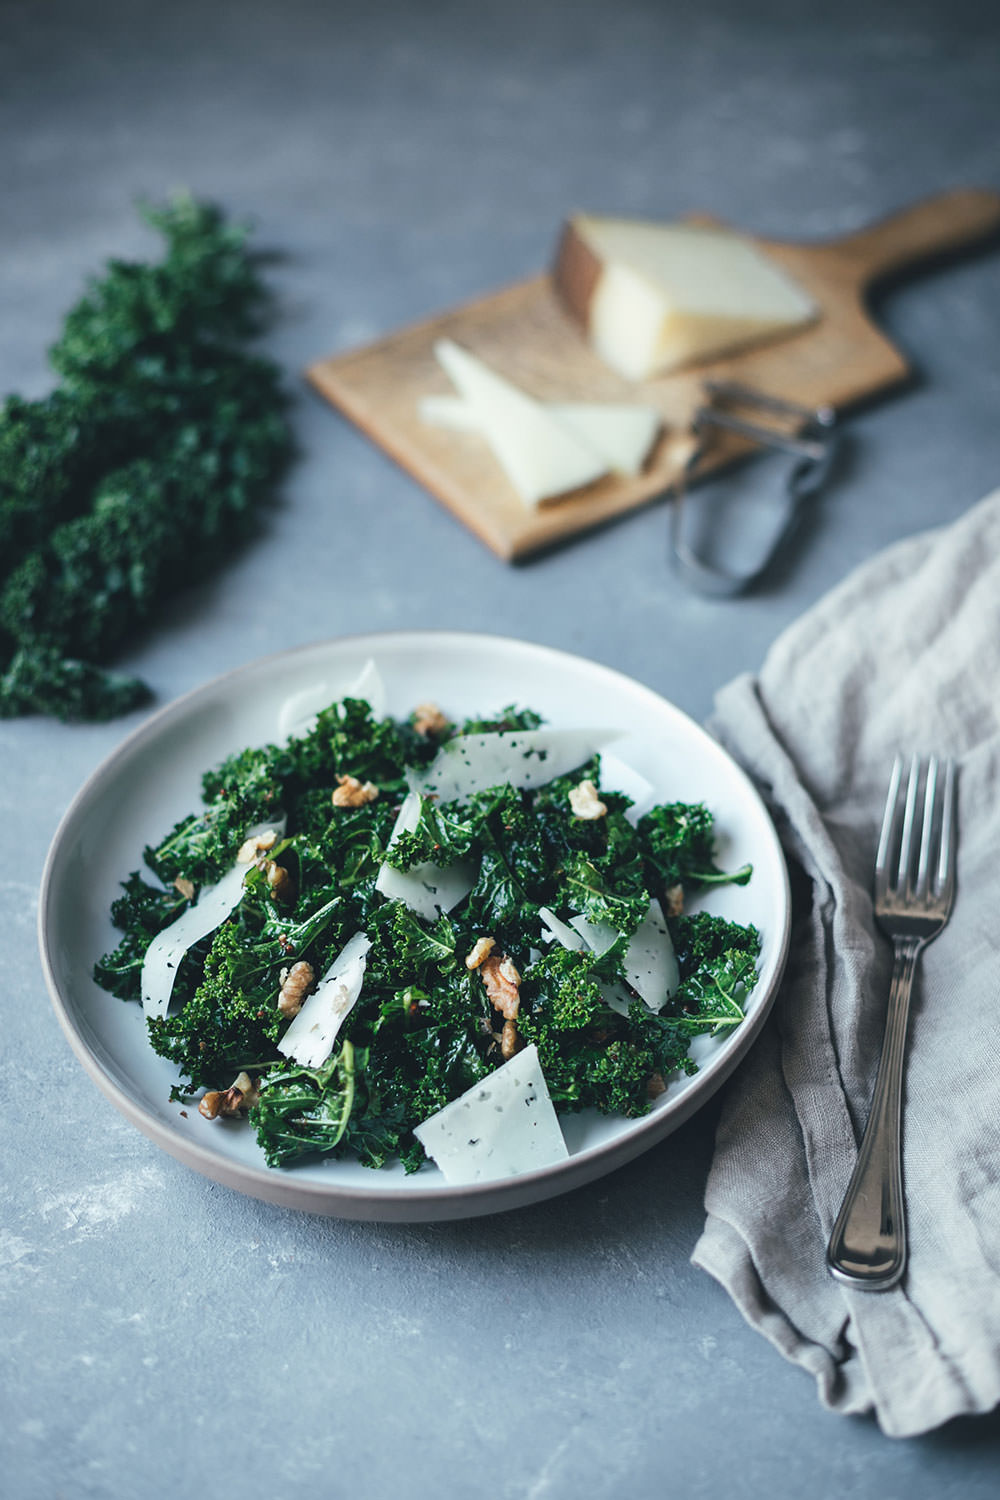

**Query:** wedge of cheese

left=553, top=214, right=816, bottom=381
left=432, top=339, right=608, bottom=507
left=419, top=393, right=661, bottom=477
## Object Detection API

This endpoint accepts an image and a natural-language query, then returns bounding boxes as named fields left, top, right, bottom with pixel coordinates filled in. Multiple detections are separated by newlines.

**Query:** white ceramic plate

left=39, top=631, right=790, bottom=1222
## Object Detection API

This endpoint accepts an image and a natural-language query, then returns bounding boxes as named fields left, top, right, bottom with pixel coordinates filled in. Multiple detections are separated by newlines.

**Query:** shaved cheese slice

left=418, top=393, right=480, bottom=432
left=433, top=339, right=608, bottom=507
left=277, top=658, right=387, bottom=742
left=419, top=394, right=661, bottom=476
left=414, top=726, right=620, bottom=805
left=413, top=1043, right=568, bottom=1184
left=621, top=899, right=679, bottom=1010
left=550, top=403, right=661, bottom=476
left=538, top=905, right=586, bottom=951
left=567, top=904, right=679, bottom=1013
left=277, top=931, right=371, bottom=1068
left=141, top=819, right=286, bottom=1020
left=568, top=912, right=618, bottom=955
left=599, top=750, right=656, bottom=825
left=374, top=790, right=478, bottom=920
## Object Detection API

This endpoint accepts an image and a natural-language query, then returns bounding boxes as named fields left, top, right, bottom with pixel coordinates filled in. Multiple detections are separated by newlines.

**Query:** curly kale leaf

left=383, top=794, right=482, bottom=872
left=145, top=744, right=289, bottom=886
left=667, top=911, right=761, bottom=1036
left=637, top=801, right=752, bottom=893
left=146, top=921, right=285, bottom=1090
left=559, top=851, right=649, bottom=937
left=252, top=1041, right=359, bottom=1168
left=455, top=704, right=543, bottom=736
left=286, top=696, right=419, bottom=797
left=0, top=194, right=291, bottom=722
left=0, top=644, right=150, bottom=722
left=368, top=902, right=459, bottom=979
left=93, top=872, right=190, bottom=999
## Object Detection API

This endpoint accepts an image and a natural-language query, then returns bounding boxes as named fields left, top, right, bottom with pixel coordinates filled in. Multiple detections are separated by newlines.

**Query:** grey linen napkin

left=692, top=488, right=1000, bottom=1439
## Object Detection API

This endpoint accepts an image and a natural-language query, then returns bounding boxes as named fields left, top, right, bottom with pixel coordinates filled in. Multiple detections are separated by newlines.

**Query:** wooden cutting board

left=307, top=188, right=1000, bottom=561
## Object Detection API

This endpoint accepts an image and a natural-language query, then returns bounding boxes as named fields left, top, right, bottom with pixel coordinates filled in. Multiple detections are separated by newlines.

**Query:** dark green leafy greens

left=0, top=195, right=292, bottom=721
left=95, top=694, right=760, bottom=1171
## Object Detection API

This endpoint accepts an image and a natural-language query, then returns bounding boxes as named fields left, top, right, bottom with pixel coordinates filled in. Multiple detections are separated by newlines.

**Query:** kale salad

left=95, top=679, right=760, bottom=1179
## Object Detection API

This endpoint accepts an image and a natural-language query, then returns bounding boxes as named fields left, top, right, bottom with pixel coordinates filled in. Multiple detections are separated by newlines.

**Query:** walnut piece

left=278, top=960, right=316, bottom=1018
left=465, top=936, right=496, bottom=971
left=664, top=883, right=685, bottom=917
left=568, top=778, right=607, bottom=821
left=264, top=860, right=294, bottom=903
left=332, top=774, right=379, bottom=808
left=173, top=876, right=195, bottom=901
left=480, top=953, right=521, bottom=1020
left=413, top=701, right=451, bottom=737
left=198, top=1071, right=260, bottom=1120
left=500, top=1019, right=522, bottom=1060
left=646, top=1072, right=667, bottom=1100
left=236, top=829, right=278, bottom=864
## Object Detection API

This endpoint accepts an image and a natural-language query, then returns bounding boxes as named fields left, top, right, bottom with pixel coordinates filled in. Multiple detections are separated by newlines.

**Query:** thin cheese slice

left=413, top=1043, right=569, bottom=1184
left=433, top=338, right=608, bottom=507
left=374, top=790, right=477, bottom=921
left=538, top=905, right=586, bottom=951
left=620, top=900, right=679, bottom=1009
left=277, top=931, right=371, bottom=1068
left=419, top=394, right=661, bottom=477
left=567, top=904, right=679, bottom=1012
left=141, top=819, right=286, bottom=1020
left=413, top=726, right=619, bottom=805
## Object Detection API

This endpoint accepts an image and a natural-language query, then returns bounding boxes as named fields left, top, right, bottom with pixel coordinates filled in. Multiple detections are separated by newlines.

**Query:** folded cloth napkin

left=692, top=488, right=1000, bottom=1439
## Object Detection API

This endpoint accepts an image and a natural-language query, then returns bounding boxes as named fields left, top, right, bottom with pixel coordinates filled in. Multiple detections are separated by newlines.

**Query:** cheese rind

left=554, top=214, right=816, bottom=380
left=413, top=1043, right=569, bottom=1184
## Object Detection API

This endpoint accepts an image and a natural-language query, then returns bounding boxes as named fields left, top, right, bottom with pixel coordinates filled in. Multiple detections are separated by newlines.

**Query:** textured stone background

left=3, top=1, right=999, bottom=1494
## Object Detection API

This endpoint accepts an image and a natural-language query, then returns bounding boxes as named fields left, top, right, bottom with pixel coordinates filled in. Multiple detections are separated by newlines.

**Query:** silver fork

left=827, top=753, right=957, bottom=1291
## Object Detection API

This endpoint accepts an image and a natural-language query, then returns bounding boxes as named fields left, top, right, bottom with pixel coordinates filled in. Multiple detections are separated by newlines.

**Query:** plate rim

left=38, top=628, right=791, bottom=1221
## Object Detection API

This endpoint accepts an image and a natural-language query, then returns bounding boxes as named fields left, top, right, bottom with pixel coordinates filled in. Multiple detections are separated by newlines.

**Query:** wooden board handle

left=833, top=187, right=1000, bottom=288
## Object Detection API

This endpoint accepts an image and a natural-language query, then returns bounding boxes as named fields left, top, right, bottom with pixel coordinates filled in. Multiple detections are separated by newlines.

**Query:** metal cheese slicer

left=669, top=380, right=840, bottom=596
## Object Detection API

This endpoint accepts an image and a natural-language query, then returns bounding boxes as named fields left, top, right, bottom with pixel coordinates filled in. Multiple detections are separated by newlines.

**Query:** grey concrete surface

left=3, top=1, right=1000, bottom=1495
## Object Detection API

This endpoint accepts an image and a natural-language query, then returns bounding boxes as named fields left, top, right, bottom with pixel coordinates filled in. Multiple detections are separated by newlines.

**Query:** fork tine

left=936, top=758, right=957, bottom=899
left=895, top=752, right=921, bottom=894
left=914, top=756, right=938, bottom=899
left=875, top=754, right=904, bottom=893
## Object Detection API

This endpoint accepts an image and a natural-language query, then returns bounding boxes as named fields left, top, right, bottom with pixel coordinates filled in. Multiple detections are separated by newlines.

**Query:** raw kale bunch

left=95, top=697, right=761, bottom=1172
left=0, top=195, right=292, bottom=721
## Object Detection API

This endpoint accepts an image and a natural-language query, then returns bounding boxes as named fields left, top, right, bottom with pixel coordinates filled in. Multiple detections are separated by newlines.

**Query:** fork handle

left=826, top=938, right=921, bottom=1291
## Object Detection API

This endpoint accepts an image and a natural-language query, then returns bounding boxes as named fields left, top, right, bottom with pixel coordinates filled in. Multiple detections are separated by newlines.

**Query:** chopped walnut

left=465, top=936, right=496, bottom=971
left=646, top=1072, right=667, bottom=1101
left=332, top=774, right=379, bottom=808
left=198, top=1071, right=260, bottom=1120
left=237, top=829, right=278, bottom=864
left=264, top=860, right=294, bottom=903
left=568, top=778, right=607, bottom=821
left=500, top=1019, right=522, bottom=1060
left=413, top=701, right=451, bottom=737
left=173, top=876, right=195, bottom=901
left=278, top=960, right=315, bottom=1018
left=480, top=953, right=521, bottom=1020
left=663, top=883, right=685, bottom=917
